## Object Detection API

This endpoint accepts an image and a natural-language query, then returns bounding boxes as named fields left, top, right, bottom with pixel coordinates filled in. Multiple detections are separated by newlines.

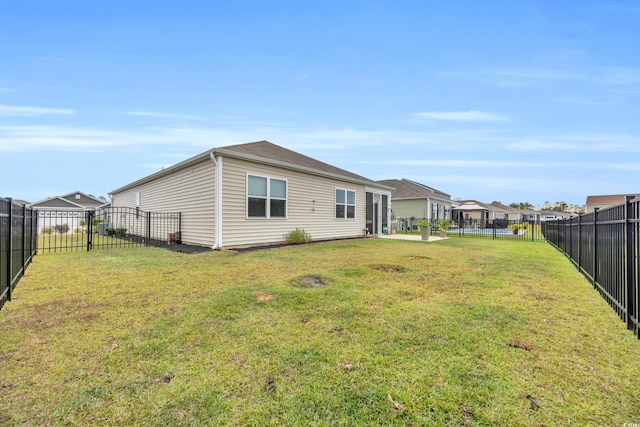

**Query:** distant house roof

left=375, top=178, right=450, bottom=201
left=28, top=191, right=108, bottom=209
left=111, top=140, right=393, bottom=195
left=452, top=201, right=488, bottom=211
left=585, top=194, right=640, bottom=207
left=488, top=202, right=519, bottom=214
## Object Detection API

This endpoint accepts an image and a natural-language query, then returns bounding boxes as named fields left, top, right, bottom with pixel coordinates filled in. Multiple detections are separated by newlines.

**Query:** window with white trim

left=247, top=174, right=287, bottom=218
left=335, top=189, right=356, bottom=219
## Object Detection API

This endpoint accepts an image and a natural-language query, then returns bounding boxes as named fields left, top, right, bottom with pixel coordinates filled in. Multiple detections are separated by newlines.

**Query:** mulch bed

left=227, top=236, right=373, bottom=253
left=142, top=236, right=374, bottom=255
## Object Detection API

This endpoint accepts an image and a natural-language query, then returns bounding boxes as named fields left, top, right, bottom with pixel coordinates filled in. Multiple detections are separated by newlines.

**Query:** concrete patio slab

left=378, top=234, right=447, bottom=242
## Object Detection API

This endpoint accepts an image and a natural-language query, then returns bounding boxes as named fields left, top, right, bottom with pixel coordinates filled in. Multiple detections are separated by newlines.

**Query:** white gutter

left=210, top=152, right=223, bottom=249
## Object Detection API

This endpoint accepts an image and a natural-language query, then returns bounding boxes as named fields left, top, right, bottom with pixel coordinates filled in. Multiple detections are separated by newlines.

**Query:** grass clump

left=283, top=227, right=312, bottom=244
left=1, top=238, right=640, bottom=425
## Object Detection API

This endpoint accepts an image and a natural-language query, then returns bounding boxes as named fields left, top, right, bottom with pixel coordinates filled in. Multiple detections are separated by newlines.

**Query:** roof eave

left=215, top=147, right=394, bottom=190
left=110, top=147, right=394, bottom=195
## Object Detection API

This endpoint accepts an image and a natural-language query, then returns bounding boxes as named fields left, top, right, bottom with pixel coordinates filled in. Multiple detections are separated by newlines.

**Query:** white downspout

left=210, top=153, right=223, bottom=249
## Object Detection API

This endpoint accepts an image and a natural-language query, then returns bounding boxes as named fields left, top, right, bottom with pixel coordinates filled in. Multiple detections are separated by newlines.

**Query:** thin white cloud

left=0, top=104, right=74, bottom=116
left=2, top=122, right=639, bottom=165
left=415, top=111, right=507, bottom=121
left=362, top=158, right=640, bottom=171
left=488, top=66, right=640, bottom=87
left=552, top=96, right=622, bottom=106
left=124, top=111, right=207, bottom=121
left=0, top=125, right=125, bottom=152
left=364, top=159, right=554, bottom=168
left=414, top=173, right=606, bottom=199
left=507, top=134, right=640, bottom=152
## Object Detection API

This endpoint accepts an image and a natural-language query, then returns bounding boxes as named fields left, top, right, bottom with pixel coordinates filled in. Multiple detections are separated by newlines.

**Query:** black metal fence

left=394, top=218, right=545, bottom=242
left=543, top=196, right=639, bottom=338
left=1, top=198, right=38, bottom=310
left=1, top=202, right=181, bottom=310
left=36, top=207, right=182, bottom=253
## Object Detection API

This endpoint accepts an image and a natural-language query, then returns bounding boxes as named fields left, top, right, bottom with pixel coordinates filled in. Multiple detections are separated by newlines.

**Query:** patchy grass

left=1, top=238, right=639, bottom=426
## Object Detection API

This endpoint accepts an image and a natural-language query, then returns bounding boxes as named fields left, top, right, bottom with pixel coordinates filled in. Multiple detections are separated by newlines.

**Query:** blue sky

left=1, top=1, right=639, bottom=208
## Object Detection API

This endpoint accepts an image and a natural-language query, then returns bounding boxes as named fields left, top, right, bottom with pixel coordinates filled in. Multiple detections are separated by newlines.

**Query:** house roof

left=488, top=202, right=519, bottom=213
left=452, top=202, right=489, bottom=211
left=489, top=201, right=543, bottom=213
left=375, top=178, right=450, bottom=201
left=28, top=191, right=107, bottom=209
left=453, top=200, right=494, bottom=210
left=111, top=140, right=393, bottom=195
left=585, top=194, right=640, bottom=206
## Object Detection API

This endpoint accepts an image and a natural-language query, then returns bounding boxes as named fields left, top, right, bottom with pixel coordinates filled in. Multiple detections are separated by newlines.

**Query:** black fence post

left=6, top=198, right=12, bottom=302
left=625, top=196, right=636, bottom=331
left=86, top=210, right=94, bottom=251
left=21, top=204, right=26, bottom=273
left=146, top=213, right=151, bottom=247
left=593, top=207, right=599, bottom=289
left=577, top=214, right=582, bottom=271
left=568, top=216, right=572, bottom=257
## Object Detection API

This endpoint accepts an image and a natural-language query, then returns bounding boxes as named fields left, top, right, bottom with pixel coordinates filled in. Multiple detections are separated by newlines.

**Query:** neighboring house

left=585, top=194, right=640, bottom=213
left=519, top=208, right=538, bottom=222
left=28, top=191, right=110, bottom=233
left=109, top=141, right=394, bottom=249
left=451, top=200, right=491, bottom=226
left=487, top=202, right=520, bottom=220
left=28, top=191, right=108, bottom=210
left=376, top=178, right=451, bottom=228
left=452, top=200, right=527, bottom=226
left=487, top=203, right=545, bottom=222
left=453, top=200, right=539, bottom=227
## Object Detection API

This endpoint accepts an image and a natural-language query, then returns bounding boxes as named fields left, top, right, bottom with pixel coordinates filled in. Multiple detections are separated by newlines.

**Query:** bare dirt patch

left=406, top=256, right=432, bottom=261
left=374, top=265, right=406, bottom=273
left=508, top=339, right=535, bottom=351
left=293, top=275, right=331, bottom=288
left=253, top=291, right=275, bottom=301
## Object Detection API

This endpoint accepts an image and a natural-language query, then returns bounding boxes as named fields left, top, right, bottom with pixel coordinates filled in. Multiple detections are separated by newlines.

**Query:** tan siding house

left=111, top=161, right=215, bottom=246
left=585, top=194, right=640, bottom=213
left=376, top=179, right=451, bottom=230
left=28, top=191, right=109, bottom=234
left=110, top=141, right=392, bottom=249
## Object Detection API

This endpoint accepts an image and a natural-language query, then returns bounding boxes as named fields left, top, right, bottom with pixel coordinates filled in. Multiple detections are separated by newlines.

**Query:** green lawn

left=1, top=238, right=639, bottom=426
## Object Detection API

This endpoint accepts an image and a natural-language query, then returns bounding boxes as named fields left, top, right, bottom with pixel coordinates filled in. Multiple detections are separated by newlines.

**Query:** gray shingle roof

left=219, top=141, right=382, bottom=186
left=111, top=140, right=392, bottom=194
left=586, top=194, right=640, bottom=206
left=376, top=178, right=450, bottom=200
